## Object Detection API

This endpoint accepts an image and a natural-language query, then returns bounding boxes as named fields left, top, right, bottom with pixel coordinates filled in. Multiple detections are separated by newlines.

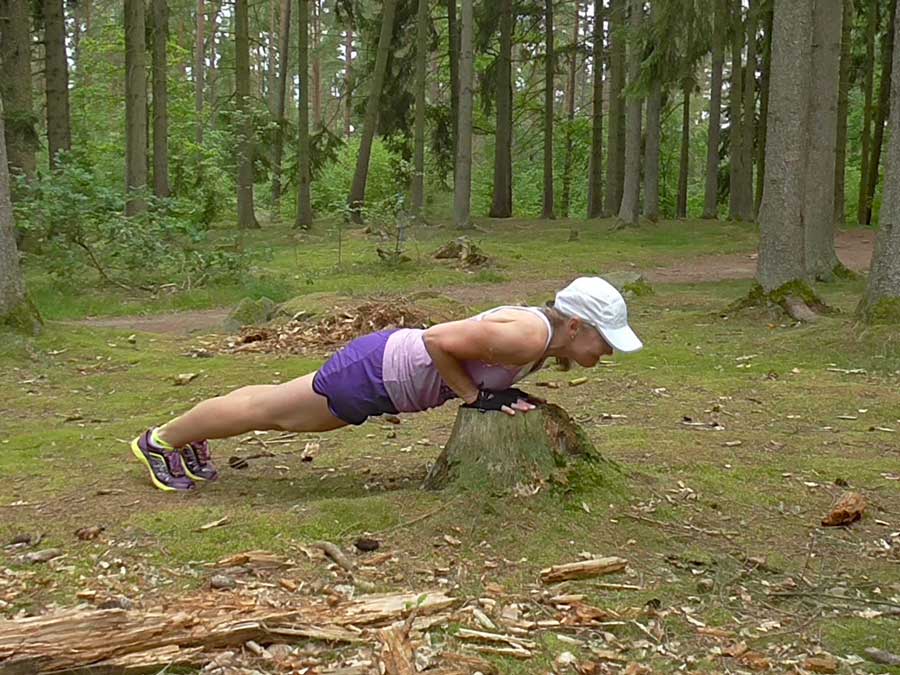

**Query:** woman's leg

left=156, top=372, right=347, bottom=448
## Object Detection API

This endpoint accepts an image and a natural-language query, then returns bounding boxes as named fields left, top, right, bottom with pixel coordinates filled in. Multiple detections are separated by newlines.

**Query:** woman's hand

left=464, top=388, right=544, bottom=415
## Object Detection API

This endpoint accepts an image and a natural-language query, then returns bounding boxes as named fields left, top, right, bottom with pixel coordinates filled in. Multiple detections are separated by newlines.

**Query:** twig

left=375, top=496, right=464, bottom=535
left=623, top=513, right=738, bottom=538
left=767, top=590, right=900, bottom=609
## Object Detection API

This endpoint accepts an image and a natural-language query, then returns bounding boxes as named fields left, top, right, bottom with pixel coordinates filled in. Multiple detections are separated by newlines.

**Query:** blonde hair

left=541, top=302, right=572, bottom=371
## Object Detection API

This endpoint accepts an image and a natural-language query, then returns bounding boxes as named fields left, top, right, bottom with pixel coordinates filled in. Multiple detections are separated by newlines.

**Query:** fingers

left=501, top=405, right=516, bottom=416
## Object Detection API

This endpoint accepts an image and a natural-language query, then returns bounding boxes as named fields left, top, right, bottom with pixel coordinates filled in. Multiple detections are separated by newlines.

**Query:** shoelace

left=164, top=450, right=187, bottom=477
left=192, top=442, right=211, bottom=463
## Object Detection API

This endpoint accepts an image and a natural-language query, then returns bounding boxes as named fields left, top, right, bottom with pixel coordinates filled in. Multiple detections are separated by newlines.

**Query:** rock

left=97, top=595, right=134, bottom=610
left=603, top=271, right=653, bottom=298
left=354, top=538, right=381, bottom=552
left=210, top=574, right=237, bottom=590
left=222, top=297, right=277, bottom=332
left=696, top=577, right=715, bottom=593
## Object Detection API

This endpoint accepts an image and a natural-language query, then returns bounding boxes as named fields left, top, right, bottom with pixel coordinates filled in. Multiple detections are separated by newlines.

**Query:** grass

left=3, top=216, right=899, bottom=673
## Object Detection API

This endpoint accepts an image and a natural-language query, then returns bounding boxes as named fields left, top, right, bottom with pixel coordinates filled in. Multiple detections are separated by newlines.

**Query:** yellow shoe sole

left=130, top=437, right=184, bottom=492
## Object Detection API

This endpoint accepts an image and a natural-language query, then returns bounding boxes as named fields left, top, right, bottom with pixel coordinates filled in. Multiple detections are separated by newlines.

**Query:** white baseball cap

left=554, top=276, right=643, bottom=353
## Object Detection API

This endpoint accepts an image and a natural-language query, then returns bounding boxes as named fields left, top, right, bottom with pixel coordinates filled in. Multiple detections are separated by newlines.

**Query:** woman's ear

left=568, top=316, right=580, bottom=339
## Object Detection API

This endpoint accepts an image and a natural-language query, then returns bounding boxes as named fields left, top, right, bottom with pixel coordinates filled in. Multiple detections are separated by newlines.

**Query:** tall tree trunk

left=617, top=0, right=642, bottom=224
left=271, top=0, right=292, bottom=218
left=347, top=0, right=397, bottom=222
left=454, top=0, right=474, bottom=228
left=757, top=0, right=813, bottom=292
left=312, top=0, right=322, bottom=131
left=344, top=28, right=353, bottom=136
left=125, top=0, right=148, bottom=216
left=834, top=0, right=853, bottom=226
left=235, top=0, right=258, bottom=227
left=728, top=0, right=744, bottom=220
left=541, top=0, right=556, bottom=219
left=803, top=0, right=843, bottom=280
left=490, top=0, right=513, bottom=218
left=152, top=0, right=170, bottom=199
left=737, top=0, right=757, bottom=220
left=448, top=0, right=460, bottom=173
left=677, top=81, right=691, bottom=219
left=857, top=0, right=878, bottom=225
left=411, top=0, right=428, bottom=221
left=587, top=0, right=604, bottom=218
left=755, top=0, right=773, bottom=215
left=643, top=79, right=661, bottom=221
left=44, top=0, right=72, bottom=168
left=865, top=0, right=898, bottom=225
left=703, top=0, right=726, bottom=219
left=605, top=0, right=626, bottom=216
left=0, top=0, right=37, bottom=183
left=0, top=99, right=40, bottom=334
left=205, top=0, right=221, bottom=111
left=859, top=0, right=900, bottom=321
left=296, top=0, right=313, bottom=227
left=73, top=0, right=92, bottom=86
left=561, top=1, right=580, bottom=217
left=195, top=0, right=205, bottom=145
left=268, top=0, right=278, bottom=117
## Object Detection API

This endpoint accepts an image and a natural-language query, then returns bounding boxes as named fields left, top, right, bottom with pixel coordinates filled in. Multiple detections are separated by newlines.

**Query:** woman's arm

left=422, top=315, right=547, bottom=403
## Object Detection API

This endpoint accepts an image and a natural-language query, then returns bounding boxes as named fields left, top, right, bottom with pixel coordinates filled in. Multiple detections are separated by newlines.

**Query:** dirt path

left=64, top=229, right=874, bottom=335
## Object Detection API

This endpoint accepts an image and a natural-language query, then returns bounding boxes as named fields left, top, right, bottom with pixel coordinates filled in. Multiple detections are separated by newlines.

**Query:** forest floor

left=2, top=218, right=898, bottom=674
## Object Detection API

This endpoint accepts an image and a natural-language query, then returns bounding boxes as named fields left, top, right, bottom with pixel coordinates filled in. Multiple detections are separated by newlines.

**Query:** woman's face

left=566, top=317, right=614, bottom=367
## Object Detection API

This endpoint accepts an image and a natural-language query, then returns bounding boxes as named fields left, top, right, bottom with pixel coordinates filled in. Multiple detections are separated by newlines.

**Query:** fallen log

left=539, top=556, right=628, bottom=584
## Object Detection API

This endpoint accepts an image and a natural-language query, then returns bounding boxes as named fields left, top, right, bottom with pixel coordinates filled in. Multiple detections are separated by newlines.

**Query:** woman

left=131, top=276, right=642, bottom=491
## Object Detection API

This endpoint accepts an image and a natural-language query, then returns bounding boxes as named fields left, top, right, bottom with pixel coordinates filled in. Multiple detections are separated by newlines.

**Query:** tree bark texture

left=617, top=0, right=642, bottom=225
left=194, top=0, right=205, bottom=145
left=643, top=78, right=661, bottom=221
left=44, top=0, right=72, bottom=169
left=296, top=0, right=313, bottom=227
left=864, top=0, right=898, bottom=225
left=587, top=0, right=604, bottom=218
left=561, top=2, right=580, bottom=217
left=125, top=0, right=148, bottom=216
left=860, top=0, right=900, bottom=319
left=152, top=0, right=170, bottom=199
left=857, top=0, right=878, bottom=225
left=0, top=0, right=37, bottom=182
left=677, top=82, right=691, bottom=218
left=453, top=0, right=474, bottom=228
left=755, top=0, right=774, bottom=215
left=490, top=0, right=514, bottom=218
left=703, top=0, right=726, bottom=219
left=312, top=0, right=322, bottom=131
left=235, top=0, right=258, bottom=227
left=803, top=0, right=843, bottom=280
left=448, top=0, right=460, bottom=173
left=834, top=0, right=853, bottom=226
left=728, top=0, right=745, bottom=220
left=757, top=0, right=814, bottom=292
left=541, top=0, right=556, bottom=219
left=411, top=0, right=428, bottom=221
left=606, top=0, right=626, bottom=216
left=737, top=0, right=757, bottom=220
left=271, top=0, right=292, bottom=217
left=347, top=0, right=397, bottom=222
left=344, top=29, right=353, bottom=137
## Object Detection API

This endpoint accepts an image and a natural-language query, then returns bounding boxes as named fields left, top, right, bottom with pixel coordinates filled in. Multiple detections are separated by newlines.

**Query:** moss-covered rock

left=222, top=296, right=277, bottom=332
left=604, top=271, right=654, bottom=298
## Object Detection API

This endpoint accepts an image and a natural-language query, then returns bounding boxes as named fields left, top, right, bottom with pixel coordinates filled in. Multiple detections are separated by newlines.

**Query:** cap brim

left=598, top=324, right=643, bottom=353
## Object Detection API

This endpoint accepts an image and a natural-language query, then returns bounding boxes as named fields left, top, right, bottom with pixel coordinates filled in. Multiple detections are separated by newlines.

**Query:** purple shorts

left=312, top=330, right=399, bottom=425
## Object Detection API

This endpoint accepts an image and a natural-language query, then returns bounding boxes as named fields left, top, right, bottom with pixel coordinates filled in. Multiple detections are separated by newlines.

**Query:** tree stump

left=423, top=402, right=616, bottom=492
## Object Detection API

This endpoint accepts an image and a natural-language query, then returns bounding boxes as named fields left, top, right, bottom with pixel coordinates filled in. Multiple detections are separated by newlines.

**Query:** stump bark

left=423, top=402, right=614, bottom=491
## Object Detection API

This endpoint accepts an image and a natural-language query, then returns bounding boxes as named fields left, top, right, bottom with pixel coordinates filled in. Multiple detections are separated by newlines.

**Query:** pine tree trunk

left=296, top=0, right=313, bottom=228
left=344, top=29, right=353, bottom=137
left=125, top=0, right=148, bottom=216
left=865, top=0, right=898, bottom=225
left=271, top=0, right=292, bottom=218
left=755, top=0, right=773, bottom=215
left=703, top=0, right=726, bottom=219
left=738, top=0, right=757, bottom=220
left=617, top=0, right=642, bottom=225
left=152, top=0, right=170, bottom=199
left=677, top=81, right=691, bottom=219
left=235, top=0, right=258, bottom=228
left=561, top=1, right=580, bottom=218
left=0, top=94, right=40, bottom=332
left=411, top=0, right=428, bottom=221
left=541, top=0, right=556, bottom=219
left=643, top=79, right=661, bottom=221
left=312, top=0, right=322, bottom=131
left=206, top=0, right=222, bottom=113
left=448, top=0, right=460, bottom=173
left=194, top=0, right=205, bottom=145
left=803, top=0, right=843, bottom=281
left=348, top=0, right=397, bottom=223
left=44, top=0, right=72, bottom=169
left=857, top=0, right=879, bottom=225
left=587, top=0, right=604, bottom=218
left=0, top=0, right=37, bottom=183
left=757, top=0, right=813, bottom=293
left=489, top=0, right=513, bottom=218
left=454, top=0, right=474, bottom=228
left=423, top=403, right=614, bottom=492
left=860, top=0, right=900, bottom=321
left=728, top=0, right=744, bottom=220
left=605, top=0, right=626, bottom=216
left=833, top=0, right=853, bottom=226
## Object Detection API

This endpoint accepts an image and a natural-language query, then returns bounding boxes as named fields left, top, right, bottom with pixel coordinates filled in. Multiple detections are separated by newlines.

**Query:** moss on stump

left=1, top=297, right=42, bottom=335
left=423, top=402, right=619, bottom=493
